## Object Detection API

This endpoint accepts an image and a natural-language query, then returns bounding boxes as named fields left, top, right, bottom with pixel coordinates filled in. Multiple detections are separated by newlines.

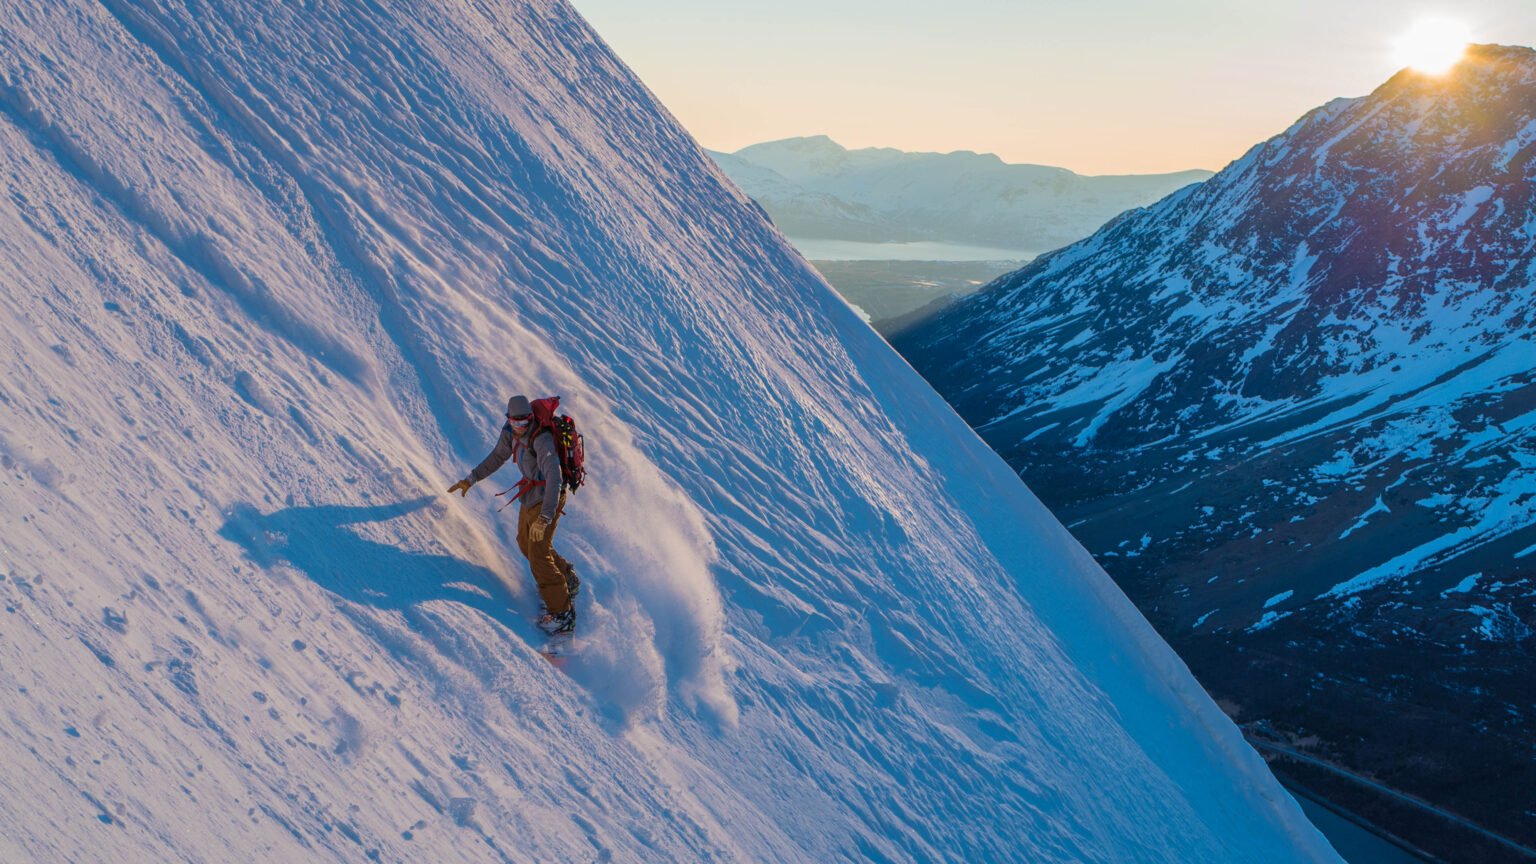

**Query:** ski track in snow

left=0, top=0, right=1339, bottom=862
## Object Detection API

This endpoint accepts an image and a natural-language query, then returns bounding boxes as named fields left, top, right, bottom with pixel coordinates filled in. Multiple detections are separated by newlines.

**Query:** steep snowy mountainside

left=709, top=135, right=1213, bottom=250
left=896, top=44, right=1536, bottom=860
left=0, top=0, right=1337, bottom=861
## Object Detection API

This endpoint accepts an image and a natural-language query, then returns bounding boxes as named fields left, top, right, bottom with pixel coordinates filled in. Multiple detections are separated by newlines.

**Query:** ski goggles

left=507, top=413, right=532, bottom=429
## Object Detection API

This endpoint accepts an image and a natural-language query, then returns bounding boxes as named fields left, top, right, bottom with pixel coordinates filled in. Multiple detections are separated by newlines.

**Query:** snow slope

left=0, top=0, right=1336, bottom=861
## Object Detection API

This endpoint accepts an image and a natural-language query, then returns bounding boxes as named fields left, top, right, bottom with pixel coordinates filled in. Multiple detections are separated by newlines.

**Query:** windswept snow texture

left=0, top=1, right=1334, bottom=861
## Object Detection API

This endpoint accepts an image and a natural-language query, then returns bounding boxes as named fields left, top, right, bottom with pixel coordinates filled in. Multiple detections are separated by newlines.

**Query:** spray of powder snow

left=568, top=413, right=738, bottom=728
left=457, top=315, right=736, bottom=727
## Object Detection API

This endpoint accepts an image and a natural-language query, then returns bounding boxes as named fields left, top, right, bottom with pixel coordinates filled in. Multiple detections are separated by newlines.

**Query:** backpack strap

left=495, top=427, right=562, bottom=514
left=495, top=477, right=544, bottom=512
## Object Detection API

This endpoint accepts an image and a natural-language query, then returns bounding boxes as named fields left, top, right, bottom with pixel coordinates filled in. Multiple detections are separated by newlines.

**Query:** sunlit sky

left=571, top=1, right=1536, bottom=175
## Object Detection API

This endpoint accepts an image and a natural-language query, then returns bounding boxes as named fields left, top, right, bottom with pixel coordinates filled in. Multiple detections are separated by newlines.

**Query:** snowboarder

left=448, top=395, right=580, bottom=634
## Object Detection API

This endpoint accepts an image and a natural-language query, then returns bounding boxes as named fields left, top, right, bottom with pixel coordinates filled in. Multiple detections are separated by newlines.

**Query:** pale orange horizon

left=573, top=1, right=1536, bottom=176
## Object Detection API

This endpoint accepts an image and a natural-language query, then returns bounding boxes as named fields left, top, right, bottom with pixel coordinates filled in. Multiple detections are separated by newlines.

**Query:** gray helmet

left=506, top=395, right=532, bottom=417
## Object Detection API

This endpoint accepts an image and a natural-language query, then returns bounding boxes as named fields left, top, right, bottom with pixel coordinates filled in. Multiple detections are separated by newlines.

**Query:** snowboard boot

left=565, top=567, right=581, bottom=601
left=537, top=609, right=576, bottom=635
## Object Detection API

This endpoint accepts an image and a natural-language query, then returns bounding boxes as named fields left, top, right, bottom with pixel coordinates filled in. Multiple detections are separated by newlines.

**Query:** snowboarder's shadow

left=218, top=497, right=522, bottom=628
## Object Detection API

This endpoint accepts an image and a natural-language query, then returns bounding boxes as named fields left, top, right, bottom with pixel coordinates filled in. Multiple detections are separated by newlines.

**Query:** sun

left=1393, top=17, right=1473, bottom=75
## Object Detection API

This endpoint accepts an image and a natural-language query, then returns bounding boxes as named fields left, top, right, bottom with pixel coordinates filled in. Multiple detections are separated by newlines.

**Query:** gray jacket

left=469, top=423, right=565, bottom=517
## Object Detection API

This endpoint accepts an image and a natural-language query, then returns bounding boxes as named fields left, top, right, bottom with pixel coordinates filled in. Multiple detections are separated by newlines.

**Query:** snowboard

left=538, top=624, right=576, bottom=669
left=538, top=574, right=580, bottom=669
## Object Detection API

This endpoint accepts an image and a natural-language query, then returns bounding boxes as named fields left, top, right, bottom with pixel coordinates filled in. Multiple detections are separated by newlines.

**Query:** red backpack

left=528, top=396, right=586, bottom=492
left=498, top=396, right=586, bottom=514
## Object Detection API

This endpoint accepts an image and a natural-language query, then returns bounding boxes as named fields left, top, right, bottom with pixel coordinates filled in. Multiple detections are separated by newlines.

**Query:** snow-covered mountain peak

left=929, top=42, right=1536, bottom=448
left=1386, top=42, right=1536, bottom=94
left=738, top=135, right=1026, bottom=179
left=751, top=133, right=843, bottom=153
left=895, top=42, right=1536, bottom=860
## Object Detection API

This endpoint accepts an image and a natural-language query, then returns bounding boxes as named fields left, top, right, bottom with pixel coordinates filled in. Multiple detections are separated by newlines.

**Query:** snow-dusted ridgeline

left=897, top=46, right=1536, bottom=641
left=895, top=45, right=1536, bottom=859
left=0, top=0, right=1335, bottom=861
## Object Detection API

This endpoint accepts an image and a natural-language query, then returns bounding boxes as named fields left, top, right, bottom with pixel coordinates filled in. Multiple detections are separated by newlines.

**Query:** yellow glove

left=528, top=516, right=551, bottom=543
left=447, top=478, right=473, bottom=497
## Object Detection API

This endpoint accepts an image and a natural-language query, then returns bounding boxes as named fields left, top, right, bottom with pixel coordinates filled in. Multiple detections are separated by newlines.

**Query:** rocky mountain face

left=895, top=44, right=1536, bottom=862
left=709, top=136, right=1211, bottom=251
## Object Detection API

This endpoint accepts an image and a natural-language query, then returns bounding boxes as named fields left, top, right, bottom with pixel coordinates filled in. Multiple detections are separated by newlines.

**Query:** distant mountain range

left=709, top=136, right=1212, bottom=252
left=895, top=44, right=1536, bottom=862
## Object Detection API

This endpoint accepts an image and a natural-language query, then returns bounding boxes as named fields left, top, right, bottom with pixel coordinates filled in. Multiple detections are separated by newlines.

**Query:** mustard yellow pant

left=516, top=501, right=575, bottom=614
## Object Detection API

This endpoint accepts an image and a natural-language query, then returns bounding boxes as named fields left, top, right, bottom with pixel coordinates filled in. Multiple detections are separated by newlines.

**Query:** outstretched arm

left=470, top=424, right=518, bottom=483
left=448, top=424, right=516, bottom=495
